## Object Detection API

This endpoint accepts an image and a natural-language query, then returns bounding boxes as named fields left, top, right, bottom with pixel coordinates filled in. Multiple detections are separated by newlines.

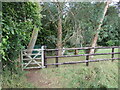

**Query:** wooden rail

left=21, top=46, right=45, bottom=70
left=45, top=46, right=120, bottom=51
left=21, top=46, right=120, bottom=69
left=44, top=46, right=120, bottom=67
left=46, top=58, right=120, bottom=66
left=46, top=52, right=120, bottom=58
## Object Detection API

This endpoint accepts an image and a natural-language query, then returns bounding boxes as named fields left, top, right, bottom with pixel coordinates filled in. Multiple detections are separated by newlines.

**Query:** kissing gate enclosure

left=21, top=46, right=120, bottom=70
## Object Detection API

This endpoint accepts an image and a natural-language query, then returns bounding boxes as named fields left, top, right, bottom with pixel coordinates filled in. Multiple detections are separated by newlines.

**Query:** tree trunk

left=57, top=15, right=62, bottom=56
left=56, top=3, right=63, bottom=56
left=89, top=1, right=110, bottom=56
left=27, top=27, right=38, bottom=54
left=74, top=49, right=79, bottom=55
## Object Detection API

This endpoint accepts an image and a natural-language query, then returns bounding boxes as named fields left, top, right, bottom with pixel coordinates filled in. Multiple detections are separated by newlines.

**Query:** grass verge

left=2, top=68, right=35, bottom=88
left=39, top=60, right=118, bottom=88
left=36, top=48, right=119, bottom=88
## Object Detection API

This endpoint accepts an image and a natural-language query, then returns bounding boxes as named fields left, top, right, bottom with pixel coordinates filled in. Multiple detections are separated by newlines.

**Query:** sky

left=113, top=0, right=119, bottom=2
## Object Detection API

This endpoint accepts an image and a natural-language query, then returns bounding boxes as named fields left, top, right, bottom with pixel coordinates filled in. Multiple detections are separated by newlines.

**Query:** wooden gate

left=21, top=46, right=45, bottom=70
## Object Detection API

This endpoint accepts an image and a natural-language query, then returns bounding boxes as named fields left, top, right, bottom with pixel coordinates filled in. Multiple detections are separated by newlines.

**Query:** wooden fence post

left=112, top=47, right=114, bottom=62
left=44, top=46, right=47, bottom=68
left=86, top=55, right=89, bottom=66
left=20, top=50, right=23, bottom=71
left=41, top=46, right=45, bottom=68
left=56, top=50, right=58, bottom=67
left=41, top=46, right=47, bottom=68
left=74, top=49, right=78, bottom=55
left=86, top=49, right=89, bottom=66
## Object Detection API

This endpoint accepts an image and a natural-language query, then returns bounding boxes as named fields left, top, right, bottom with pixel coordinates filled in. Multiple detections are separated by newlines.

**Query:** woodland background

left=1, top=1, right=120, bottom=88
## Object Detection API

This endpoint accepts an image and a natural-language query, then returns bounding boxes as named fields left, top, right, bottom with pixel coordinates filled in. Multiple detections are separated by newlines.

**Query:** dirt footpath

left=25, top=70, right=61, bottom=88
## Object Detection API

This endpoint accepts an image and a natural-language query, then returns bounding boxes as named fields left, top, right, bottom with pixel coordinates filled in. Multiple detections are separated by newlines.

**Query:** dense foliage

left=98, top=6, right=119, bottom=46
left=39, top=2, right=119, bottom=48
left=2, top=2, right=42, bottom=70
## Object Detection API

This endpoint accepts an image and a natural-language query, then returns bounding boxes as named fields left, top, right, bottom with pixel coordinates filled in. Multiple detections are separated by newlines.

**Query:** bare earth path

left=25, top=70, right=62, bottom=88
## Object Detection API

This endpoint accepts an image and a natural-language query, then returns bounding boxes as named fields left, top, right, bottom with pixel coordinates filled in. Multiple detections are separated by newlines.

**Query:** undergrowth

left=2, top=68, right=35, bottom=88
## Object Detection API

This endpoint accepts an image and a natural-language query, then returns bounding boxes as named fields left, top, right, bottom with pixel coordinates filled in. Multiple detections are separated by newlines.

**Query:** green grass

left=46, top=48, right=119, bottom=66
left=39, top=61, right=118, bottom=88
left=2, top=48, right=119, bottom=88
left=66, top=48, right=119, bottom=54
left=37, top=48, right=119, bottom=88
left=2, top=69, right=35, bottom=88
